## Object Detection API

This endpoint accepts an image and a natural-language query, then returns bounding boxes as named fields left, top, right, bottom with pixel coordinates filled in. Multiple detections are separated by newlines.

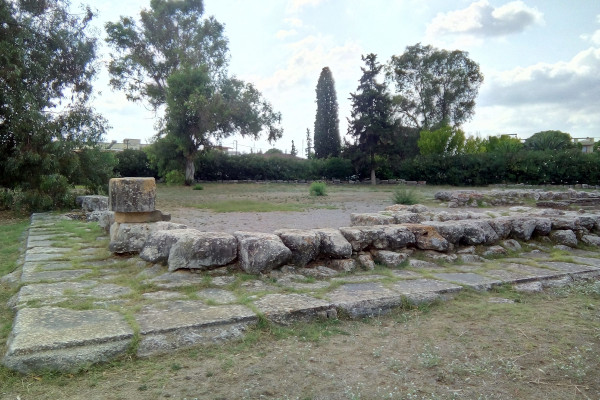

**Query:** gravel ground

left=169, top=200, right=392, bottom=233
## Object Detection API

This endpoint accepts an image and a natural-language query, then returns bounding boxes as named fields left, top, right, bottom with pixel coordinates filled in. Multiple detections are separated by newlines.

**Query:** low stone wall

left=435, top=188, right=600, bottom=208
left=107, top=203, right=600, bottom=275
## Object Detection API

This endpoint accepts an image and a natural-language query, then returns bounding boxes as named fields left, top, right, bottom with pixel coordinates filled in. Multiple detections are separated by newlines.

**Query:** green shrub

left=193, top=184, right=204, bottom=190
left=309, top=181, right=327, bottom=196
left=392, top=188, right=419, bottom=205
left=165, top=170, right=186, bottom=186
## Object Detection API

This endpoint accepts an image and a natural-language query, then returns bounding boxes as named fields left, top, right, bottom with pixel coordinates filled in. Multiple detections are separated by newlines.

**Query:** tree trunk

left=185, top=156, right=195, bottom=186
left=370, top=151, right=376, bottom=185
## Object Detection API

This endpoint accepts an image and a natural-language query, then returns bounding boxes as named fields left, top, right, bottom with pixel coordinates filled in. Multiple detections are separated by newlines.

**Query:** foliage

left=524, top=130, right=575, bottom=151
left=392, top=188, right=419, bottom=205
left=165, top=170, right=186, bottom=186
left=145, top=136, right=186, bottom=179
left=106, top=1, right=282, bottom=185
left=193, top=184, right=204, bottom=190
left=309, top=182, right=327, bottom=196
left=418, top=124, right=465, bottom=155
left=0, top=0, right=110, bottom=204
left=314, top=67, right=341, bottom=158
left=290, top=140, right=298, bottom=157
left=305, top=128, right=314, bottom=158
left=463, top=136, right=487, bottom=154
left=347, top=54, right=394, bottom=184
left=114, top=149, right=157, bottom=178
left=265, top=148, right=284, bottom=155
left=487, top=135, right=523, bottom=153
left=387, top=43, right=484, bottom=130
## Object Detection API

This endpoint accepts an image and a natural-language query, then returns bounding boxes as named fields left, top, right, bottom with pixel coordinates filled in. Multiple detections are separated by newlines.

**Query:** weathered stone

left=339, top=226, right=384, bottom=251
left=109, top=221, right=187, bottom=254
left=409, top=259, right=441, bottom=269
left=433, top=272, right=502, bottom=290
left=422, top=221, right=464, bottom=244
left=423, top=251, right=457, bottom=263
left=388, top=212, right=424, bottom=224
left=86, top=210, right=115, bottom=233
left=328, top=259, right=357, bottom=273
left=358, top=254, right=375, bottom=270
left=482, top=245, right=507, bottom=257
left=274, top=229, right=321, bottom=267
left=327, top=282, right=403, bottom=318
left=314, top=228, right=353, bottom=259
left=140, top=229, right=196, bottom=264
left=550, top=217, right=577, bottom=230
left=459, top=254, right=485, bottom=263
left=534, top=217, right=552, bottom=236
left=350, top=213, right=395, bottom=226
left=234, top=231, right=292, bottom=274
left=300, top=265, right=339, bottom=278
left=371, top=250, right=408, bottom=267
left=382, top=225, right=416, bottom=249
left=109, top=177, right=156, bottom=213
left=385, top=204, right=429, bottom=213
left=510, top=217, right=538, bottom=241
left=196, top=288, right=238, bottom=304
left=135, top=301, right=256, bottom=357
left=253, top=294, right=334, bottom=324
left=168, top=231, right=238, bottom=271
left=461, top=221, right=498, bottom=245
left=514, top=281, right=543, bottom=293
left=549, top=230, right=578, bottom=248
left=581, top=234, right=600, bottom=246
left=404, top=224, right=449, bottom=252
left=114, top=210, right=170, bottom=223
left=501, top=239, right=522, bottom=252
left=2, top=307, right=133, bottom=373
left=77, top=195, right=109, bottom=212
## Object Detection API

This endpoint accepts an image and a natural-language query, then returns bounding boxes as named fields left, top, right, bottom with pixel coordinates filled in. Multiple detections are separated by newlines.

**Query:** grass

left=392, top=187, right=420, bottom=205
left=190, top=199, right=307, bottom=212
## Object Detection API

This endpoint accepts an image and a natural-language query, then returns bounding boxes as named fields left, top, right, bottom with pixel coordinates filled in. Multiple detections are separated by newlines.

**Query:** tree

left=105, top=0, right=228, bottom=111
left=290, top=140, right=298, bottom=156
left=314, top=67, right=341, bottom=158
left=165, top=68, right=282, bottom=183
left=106, top=0, right=282, bottom=184
left=524, top=130, right=575, bottom=151
left=347, top=54, right=394, bottom=185
left=487, top=135, right=523, bottom=153
left=0, top=0, right=111, bottom=207
left=114, top=149, right=157, bottom=177
left=387, top=43, right=484, bottom=130
left=418, top=124, right=465, bottom=155
left=305, top=128, right=314, bottom=158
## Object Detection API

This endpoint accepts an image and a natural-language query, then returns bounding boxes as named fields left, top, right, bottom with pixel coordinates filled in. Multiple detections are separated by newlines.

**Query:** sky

left=91, top=0, right=600, bottom=155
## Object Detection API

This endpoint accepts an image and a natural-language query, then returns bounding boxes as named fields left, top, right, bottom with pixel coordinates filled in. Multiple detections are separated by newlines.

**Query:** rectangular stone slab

left=2, top=307, right=133, bottom=374
left=327, top=282, right=404, bottom=318
left=135, top=301, right=257, bottom=357
left=253, top=293, right=334, bottom=323
left=542, top=262, right=599, bottom=274
left=433, top=272, right=503, bottom=290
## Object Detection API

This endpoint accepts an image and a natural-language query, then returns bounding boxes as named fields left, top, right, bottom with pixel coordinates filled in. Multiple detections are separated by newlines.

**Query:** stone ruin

left=83, top=178, right=600, bottom=275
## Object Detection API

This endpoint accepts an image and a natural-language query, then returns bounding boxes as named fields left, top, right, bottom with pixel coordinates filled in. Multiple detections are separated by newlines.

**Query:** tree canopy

left=387, top=43, right=484, bottom=130
left=417, top=124, right=465, bottom=155
left=523, top=130, right=575, bottom=151
left=106, top=0, right=282, bottom=184
left=313, top=67, right=340, bottom=158
left=347, top=54, right=394, bottom=184
left=0, top=0, right=112, bottom=209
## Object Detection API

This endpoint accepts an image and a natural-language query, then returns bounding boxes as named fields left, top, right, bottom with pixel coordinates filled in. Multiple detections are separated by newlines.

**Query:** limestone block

left=140, top=229, right=203, bottom=264
left=234, top=232, right=292, bottom=274
left=168, top=231, right=238, bottom=271
left=109, top=177, right=156, bottom=213
left=510, top=217, right=538, bottom=241
left=581, top=234, right=600, bottom=246
left=77, top=195, right=109, bottom=212
left=328, top=259, right=358, bottom=272
left=382, top=225, right=416, bottom=249
left=549, top=230, right=578, bottom=248
left=339, top=226, right=386, bottom=251
left=109, top=221, right=187, bottom=254
left=404, top=224, right=450, bottom=252
left=487, top=217, right=513, bottom=239
left=423, top=221, right=464, bottom=244
left=371, top=250, right=408, bottom=267
left=274, top=229, right=321, bottom=267
left=114, top=210, right=170, bottom=223
left=533, top=217, right=552, bottom=236
left=86, top=210, right=114, bottom=233
left=358, top=254, right=375, bottom=270
left=350, top=213, right=395, bottom=226
left=314, top=228, right=353, bottom=259
left=501, top=239, right=522, bottom=252
left=461, top=221, right=499, bottom=245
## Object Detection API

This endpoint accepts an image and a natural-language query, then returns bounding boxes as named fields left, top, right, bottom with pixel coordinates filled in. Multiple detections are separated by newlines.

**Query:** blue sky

left=93, top=0, right=600, bottom=155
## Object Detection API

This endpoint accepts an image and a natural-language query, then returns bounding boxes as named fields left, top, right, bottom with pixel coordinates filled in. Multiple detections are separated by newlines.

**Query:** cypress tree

left=314, top=67, right=341, bottom=158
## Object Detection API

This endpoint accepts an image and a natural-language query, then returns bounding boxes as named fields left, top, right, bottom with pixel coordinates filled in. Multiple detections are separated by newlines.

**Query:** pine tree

left=290, top=140, right=298, bottom=156
left=305, top=128, right=313, bottom=158
left=313, top=67, right=341, bottom=158
left=347, top=54, right=394, bottom=185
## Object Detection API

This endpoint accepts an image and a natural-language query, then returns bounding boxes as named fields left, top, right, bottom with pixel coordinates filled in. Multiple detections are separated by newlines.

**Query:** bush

left=392, top=188, right=419, bottom=205
left=193, top=184, right=204, bottom=190
left=165, top=170, right=186, bottom=186
left=309, top=181, right=327, bottom=196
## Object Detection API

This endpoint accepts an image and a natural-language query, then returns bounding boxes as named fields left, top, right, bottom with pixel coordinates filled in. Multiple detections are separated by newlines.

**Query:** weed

left=309, top=181, right=327, bottom=196
left=392, top=188, right=420, bottom=205
left=192, top=184, right=204, bottom=190
left=418, top=343, right=441, bottom=368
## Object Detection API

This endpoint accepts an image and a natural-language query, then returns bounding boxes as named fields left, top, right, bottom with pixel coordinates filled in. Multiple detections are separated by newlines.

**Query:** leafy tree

left=487, top=135, right=523, bottom=153
left=463, top=136, right=487, bottom=154
left=290, top=140, right=297, bottom=156
left=114, top=149, right=157, bottom=177
left=347, top=54, right=394, bottom=184
left=265, top=148, right=284, bottom=155
left=313, top=67, right=341, bottom=158
left=524, top=130, right=575, bottom=151
left=107, top=1, right=282, bottom=184
left=387, top=43, right=484, bottom=130
left=418, top=124, right=465, bottom=155
left=105, top=0, right=228, bottom=110
left=0, top=0, right=111, bottom=207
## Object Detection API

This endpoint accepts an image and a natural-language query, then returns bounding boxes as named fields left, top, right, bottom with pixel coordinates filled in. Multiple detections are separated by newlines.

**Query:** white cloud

left=275, top=29, right=298, bottom=40
left=426, top=0, right=543, bottom=39
left=283, top=17, right=304, bottom=28
left=467, top=47, right=600, bottom=138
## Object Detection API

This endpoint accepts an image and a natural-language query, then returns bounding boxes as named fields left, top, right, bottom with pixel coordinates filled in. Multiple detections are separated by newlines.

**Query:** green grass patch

left=0, top=218, right=29, bottom=276
left=190, top=199, right=307, bottom=212
left=392, top=187, right=420, bottom=205
left=309, top=181, right=327, bottom=196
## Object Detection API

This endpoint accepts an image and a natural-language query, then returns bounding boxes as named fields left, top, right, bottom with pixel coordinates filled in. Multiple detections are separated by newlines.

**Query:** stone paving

left=3, top=213, right=600, bottom=373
